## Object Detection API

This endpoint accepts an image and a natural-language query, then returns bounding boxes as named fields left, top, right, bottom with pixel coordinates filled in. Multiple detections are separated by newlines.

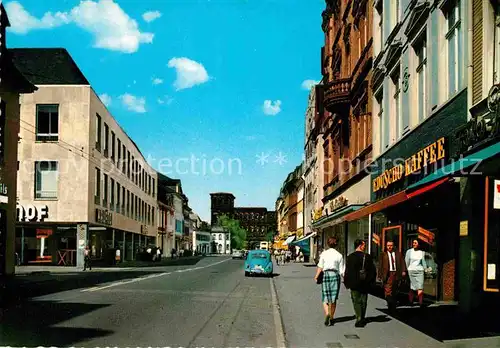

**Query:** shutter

left=472, top=0, right=483, bottom=105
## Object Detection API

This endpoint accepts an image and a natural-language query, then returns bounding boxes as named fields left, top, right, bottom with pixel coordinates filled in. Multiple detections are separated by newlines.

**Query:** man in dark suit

left=344, top=239, right=377, bottom=327
left=379, top=240, right=407, bottom=311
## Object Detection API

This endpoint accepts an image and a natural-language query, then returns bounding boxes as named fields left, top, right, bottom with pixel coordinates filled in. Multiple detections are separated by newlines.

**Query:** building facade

left=13, top=48, right=157, bottom=266
left=0, top=4, right=37, bottom=276
left=210, top=192, right=276, bottom=249
left=343, top=0, right=472, bottom=307
left=304, top=88, right=318, bottom=238
left=312, top=0, right=374, bottom=257
left=157, top=173, right=175, bottom=256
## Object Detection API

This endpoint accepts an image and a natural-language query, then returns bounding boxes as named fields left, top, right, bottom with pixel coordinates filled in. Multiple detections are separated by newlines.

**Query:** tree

left=265, top=230, right=276, bottom=244
left=218, top=214, right=247, bottom=250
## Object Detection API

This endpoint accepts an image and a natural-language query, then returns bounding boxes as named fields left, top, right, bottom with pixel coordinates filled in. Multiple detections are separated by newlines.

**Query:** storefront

left=15, top=203, right=156, bottom=266
left=345, top=89, right=469, bottom=303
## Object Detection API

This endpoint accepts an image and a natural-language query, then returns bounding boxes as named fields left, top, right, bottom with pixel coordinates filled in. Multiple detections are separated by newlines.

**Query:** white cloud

left=301, top=79, right=319, bottom=90
left=262, top=100, right=282, bottom=116
left=5, top=0, right=154, bottom=53
left=99, top=93, right=112, bottom=107
left=158, top=95, right=174, bottom=105
left=119, top=93, right=146, bottom=113
left=152, top=77, right=163, bottom=85
left=142, top=10, right=161, bottom=23
left=167, top=57, right=209, bottom=91
left=5, top=2, right=71, bottom=34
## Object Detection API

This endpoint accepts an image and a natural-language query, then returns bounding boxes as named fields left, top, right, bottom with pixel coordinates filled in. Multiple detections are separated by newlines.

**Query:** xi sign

left=95, top=209, right=112, bottom=225
left=17, top=204, right=49, bottom=222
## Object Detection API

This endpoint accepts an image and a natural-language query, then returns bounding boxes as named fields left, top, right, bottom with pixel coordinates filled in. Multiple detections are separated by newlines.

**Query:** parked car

left=244, top=250, right=273, bottom=277
left=232, top=250, right=244, bottom=259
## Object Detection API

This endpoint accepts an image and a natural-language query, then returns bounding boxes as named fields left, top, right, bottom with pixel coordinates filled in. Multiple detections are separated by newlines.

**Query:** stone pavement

left=273, top=261, right=500, bottom=348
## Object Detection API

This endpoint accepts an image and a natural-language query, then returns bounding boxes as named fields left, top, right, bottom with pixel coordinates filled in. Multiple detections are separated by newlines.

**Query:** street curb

left=270, top=277, right=287, bottom=348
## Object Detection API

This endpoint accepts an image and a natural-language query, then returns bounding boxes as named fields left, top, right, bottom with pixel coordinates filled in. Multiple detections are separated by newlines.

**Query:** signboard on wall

left=17, top=204, right=48, bottom=222
left=494, top=180, right=500, bottom=209
left=0, top=209, right=6, bottom=276
left=95, top=209, right=112, bottom=225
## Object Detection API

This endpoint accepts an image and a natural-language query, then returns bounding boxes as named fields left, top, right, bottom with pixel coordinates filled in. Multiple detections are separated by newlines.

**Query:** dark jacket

left=344, top=251, right=376, bottom=292
left=379, top=250, right=407, bottom=283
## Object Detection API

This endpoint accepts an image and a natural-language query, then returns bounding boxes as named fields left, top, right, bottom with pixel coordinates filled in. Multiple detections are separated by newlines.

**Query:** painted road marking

left=81, top=258, right=231, bottom=292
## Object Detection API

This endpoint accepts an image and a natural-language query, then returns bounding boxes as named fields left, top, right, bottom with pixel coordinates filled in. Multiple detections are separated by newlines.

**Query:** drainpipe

left=467, top=0, right=473, bottom=118
left=368, top=213, right=372, bottom=254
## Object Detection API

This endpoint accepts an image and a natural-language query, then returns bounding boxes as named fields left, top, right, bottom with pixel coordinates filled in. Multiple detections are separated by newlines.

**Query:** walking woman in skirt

left=314, top=237, right=345, bottom=326
left=405, top=239, right=427, bottom=307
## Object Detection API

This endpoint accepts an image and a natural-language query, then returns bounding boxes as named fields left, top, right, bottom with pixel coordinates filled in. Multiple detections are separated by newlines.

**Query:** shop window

left=36, top=105, right=59, bottom=141
left=444, top=0, right=463, bottom=96
left=34, top=161, right=58, bottom=199
left=375, top=89, right=385, bottom=152
left=95, top=113, right=102, bottom=151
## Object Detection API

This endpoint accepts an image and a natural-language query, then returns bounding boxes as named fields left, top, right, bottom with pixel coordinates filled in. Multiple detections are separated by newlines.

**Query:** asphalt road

left=1, top=256, right=280, bottom=347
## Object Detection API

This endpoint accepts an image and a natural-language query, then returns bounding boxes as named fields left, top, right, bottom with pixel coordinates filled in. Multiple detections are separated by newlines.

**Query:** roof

left=1, top=4, right=11, bottom=28
left=8, top=48, right=90, bottom=85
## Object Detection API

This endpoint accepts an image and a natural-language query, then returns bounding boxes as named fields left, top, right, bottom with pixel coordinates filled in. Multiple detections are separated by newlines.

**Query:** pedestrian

left=379, top=240, right=407, bottom=311
left=83, top=246, right=92, bottom=271
left=344, top=239, right=376, bottom=327
left=405, top=239, right=427, bottom=307
left=314, top=237, right=345, bottom=326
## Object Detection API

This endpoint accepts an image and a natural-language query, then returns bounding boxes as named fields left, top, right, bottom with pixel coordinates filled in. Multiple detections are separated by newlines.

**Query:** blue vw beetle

left=244, top=250, right=273, bottom=277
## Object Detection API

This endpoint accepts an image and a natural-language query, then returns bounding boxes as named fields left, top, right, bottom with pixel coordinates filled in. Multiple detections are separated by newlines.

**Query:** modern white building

left=12, top=48, right=157, bottom=267
left=192, top=230, right=211, bottom=254
left=211, top=226, right=230, bottom=254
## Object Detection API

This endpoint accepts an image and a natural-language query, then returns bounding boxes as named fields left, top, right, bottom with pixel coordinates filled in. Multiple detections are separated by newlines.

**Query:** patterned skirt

left=408, top=270, right=424, bottom=291
left=321, top=270, right=341, bottom=303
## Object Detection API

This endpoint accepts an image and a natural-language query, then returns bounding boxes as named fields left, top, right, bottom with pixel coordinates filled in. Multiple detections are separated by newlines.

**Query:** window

left=116, top=182, right=121, bottom=213
left=95, top=168, right=101, bottom=204
left=135, top=196, right=139, bottom=220
left=104, top=123, right=109, bottom=157
left=122, top=186, right=126, bottom=214
left=110, top=178, right=115, bottom=211
left=117, top=139, right=121, bottom=168
left=127, top=190, right=130, bottom=217
left=391, top=67, right=402, bottom=138
left=95, top=114, right=102, bottom=151
left=152, top=207, right=155, bottom=226
left=415, top=34, right=427, bottom=121
left=131, top=193, right=134, bottom=218
left=35, top=161, right=58, bottom=199
left=122, top=145, right=127, bottom=173
left=36, top=105, right=59, bottom=141
left=375, top=89, right=386, bottom=151
left=127, top=151, right=131, bottom=178
left=103, top=173, right=108, bottom=207
left=111, top=131, right=116, bottom=161
left=152, top=178, right=156, bottom=197
left=445, top=0, right=463, bottom=96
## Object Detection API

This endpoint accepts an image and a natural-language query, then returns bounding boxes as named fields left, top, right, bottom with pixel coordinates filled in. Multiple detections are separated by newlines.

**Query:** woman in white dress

left=405, top=239, right=427, bottom=307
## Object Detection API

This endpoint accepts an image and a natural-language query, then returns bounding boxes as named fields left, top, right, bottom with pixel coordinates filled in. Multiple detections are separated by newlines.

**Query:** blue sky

left=5, top=0, right=323, bottom=222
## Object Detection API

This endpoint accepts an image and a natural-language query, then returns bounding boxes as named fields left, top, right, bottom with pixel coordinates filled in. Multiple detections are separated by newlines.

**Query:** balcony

left=323, top=78, right=351, bottom=111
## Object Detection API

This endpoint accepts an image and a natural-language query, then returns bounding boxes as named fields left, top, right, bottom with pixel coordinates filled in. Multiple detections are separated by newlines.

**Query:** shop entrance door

left=381, top=225, right=403, bottom=252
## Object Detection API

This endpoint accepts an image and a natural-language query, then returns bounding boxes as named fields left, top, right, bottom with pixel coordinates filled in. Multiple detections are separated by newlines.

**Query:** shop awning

left=291, top=232, right=317, bottom=244
left=344, top=177, right=450, bottom=222
left=283, top=235, right=296, bottom=245
left=312, top=204, right=364, bottom=228
left=407, top=141, right=500, bottom=191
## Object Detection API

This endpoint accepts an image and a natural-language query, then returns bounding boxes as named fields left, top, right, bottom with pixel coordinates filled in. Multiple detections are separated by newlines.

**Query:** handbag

left=359, top=254, right=366, bottom=281
left=316, top=271, right=324, bottom=284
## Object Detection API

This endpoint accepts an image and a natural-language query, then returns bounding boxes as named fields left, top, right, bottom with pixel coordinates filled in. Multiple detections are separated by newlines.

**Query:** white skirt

left=408, top=270, right=424, bottom=290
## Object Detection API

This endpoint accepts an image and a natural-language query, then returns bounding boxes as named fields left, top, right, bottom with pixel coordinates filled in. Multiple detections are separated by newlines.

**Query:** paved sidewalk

left=273, top=262, right=500, bottom=348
